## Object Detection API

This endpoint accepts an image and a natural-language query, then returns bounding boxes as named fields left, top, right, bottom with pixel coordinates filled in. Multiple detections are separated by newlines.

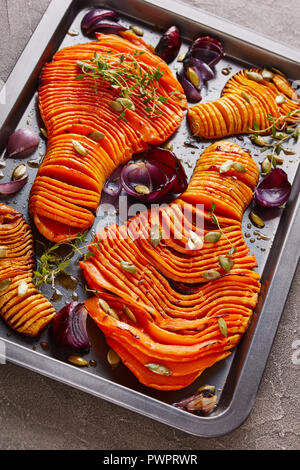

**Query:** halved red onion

left=184, top=56, right=214, bottom=82
left=81, top=9, right=119, bottom=34
left=5, top=128, right=40, bottom=159
left=254, top=168, right=292, bottom=207
left=84, top=19, right=127, bottom=36
left=0, top=176, right=28, bottom=195
left=50, top=302, right=90, bottom=351
left=103, top=166, right=123, bottom=197
left=120, top=147, right=187, bottom=202
left=155, top=26, right=181, bottom=64
left=187, top=36, right=224, bottom=68
left=176, top=71, right=202, bottom=103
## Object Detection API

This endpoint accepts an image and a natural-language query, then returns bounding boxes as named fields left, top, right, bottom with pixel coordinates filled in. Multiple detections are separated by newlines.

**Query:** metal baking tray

left=0, top=0, right=299, bottom=437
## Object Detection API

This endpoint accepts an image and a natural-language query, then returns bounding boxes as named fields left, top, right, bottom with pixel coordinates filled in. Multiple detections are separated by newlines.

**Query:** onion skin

left=254, top=168, right=291, bottom=207
left=85, top=19, right=126, bottom=36
left=81, top=9, right=119, bottom=34
left=0, top=176, right=28, bottom=195
left=5, top=128, right=40, bottom=159
left=50, top=302, right=90, bottom=352
left=155, top=26, right=181, bottom=64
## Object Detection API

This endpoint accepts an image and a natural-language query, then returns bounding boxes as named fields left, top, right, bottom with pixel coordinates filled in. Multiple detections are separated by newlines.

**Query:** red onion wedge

left=84, top=19, right=127, bottom=36
left=155, top=26, right=181, bottom=64
left=50, top=302, right=90, bottom=352
left=4, top=128, right=40, bottom=159
left=184, top=57, right=214, bottom=82
left=0, top=176, right=28, bottom=196
left=176, top=70, right=202, bottom=103
left=174, top=387, right=217, bottom=415
left=81, top=8, right=119, bottom=35
left=188, top=36, right=224, bottom=67
left=120, top=147, right=188, bottom=202
left=254, top=168, right=292, bottom=207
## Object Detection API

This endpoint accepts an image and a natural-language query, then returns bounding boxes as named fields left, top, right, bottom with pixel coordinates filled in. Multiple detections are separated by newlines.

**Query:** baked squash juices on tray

left=1, top=5, right=299, bottom=418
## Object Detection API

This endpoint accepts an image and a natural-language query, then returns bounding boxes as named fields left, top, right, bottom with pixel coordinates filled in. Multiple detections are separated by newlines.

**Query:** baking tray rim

left=0, top=0, right=299, bottom=437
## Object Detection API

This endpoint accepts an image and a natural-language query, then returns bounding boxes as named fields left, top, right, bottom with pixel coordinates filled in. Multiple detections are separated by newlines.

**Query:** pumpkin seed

left=40, top=127, right=48, bottom=139
left=163, top=142, right=174, bottom=151
left=145, top=363, right=172, bottom=376
left=177, top=54, right=186, bottom=63
left=218, top=317, right=228, bottom=337
left=0, top=160, right=6, bottom=168
left=72, top=139, right=87, bottom=156
left=0, top=278, right=11, bottom=292
left=232, top=161, right=246, bottom=173
left=0, top=171, right=3, bottom=179
left=204, top=232, right=222, bottom=243
left=241, top=91, right=251, bottom=103
left=12, top=164, right=27, bottom=181
left=67, top=30, right=79, bottom=37
left=219, top=160, right=234, bottom=173
left=246, top=71, right=263, bottom=82
left=273, top=132, right=287, bottom=140
left=262, top=69, right=274, bottom=80
left=275, top=95, right=286, bottom=105
left=0, top=246, right=8, bottom=258
left=150, top=224, right=161, bottom=247
left=120, top=261, right=137, bottom=274
left=219, top=255, right=234, bottom=272
left=203, top=270, right=221, bottom=281
left=109, top=100, right=124, bottom=112
left=197, top=384, right=216, bottom=394
left=261, top=157, right=271, bottom=174
left=107, top=348, right=120, bottom=368
left=99, top=298, right=119, bottom=320
left=271, top=67, right=286, bottom=77
left=249, top=211, right=265, bottom=228
left=17, top=280, right=29, bottom=297
left=187, top=231, right=203, bottom=250
left=68, top=355, right=89, bottom=367
left=123, top=305, right=137, bottom=323
left=282, top=148, right=295, bottom=156
left=130, top=25, right=144, bottom=36
left=116, top=97, right=135, bottom=110
left=88, top=131, right=105, bottom=142
left=135, top=184, right=150, bottom=195
left=251, top=135, right=269, bottom=147
left=187, top=67, right=200, bottom=88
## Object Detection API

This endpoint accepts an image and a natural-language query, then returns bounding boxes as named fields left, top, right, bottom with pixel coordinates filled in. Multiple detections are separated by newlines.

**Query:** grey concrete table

left=0, top=0, right=299, bottom=450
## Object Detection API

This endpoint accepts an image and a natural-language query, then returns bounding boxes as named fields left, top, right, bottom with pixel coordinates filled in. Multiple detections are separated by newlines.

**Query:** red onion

left=120, top=147, right=187, bottom=202
left=4, top=128, right=40, bottom=159
left=84, top=19, right=127, bottom=36
left=0, top=176, right=28, bottom=195
left=81, top=9, right=119, bottom=35
left=254, top=168, right=292, bottom=207
left=188, top=36, right=224, bottom=67
left=176, top=71, right=202, bottom=103
left=50, top=302, right=90, bottom=351
left=184, top=57, right=214, bottom=82
left=174, top=387, right=217, bottom=414
left=155, top=26, right=181, bottom=64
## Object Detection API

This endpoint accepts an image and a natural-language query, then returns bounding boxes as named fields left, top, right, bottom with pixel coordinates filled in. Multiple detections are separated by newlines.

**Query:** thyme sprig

left=76, top=50, right=169, bottom=119
left=210, top=202, right=237, bottom=257
left=33, top=232, right=101, bottom=288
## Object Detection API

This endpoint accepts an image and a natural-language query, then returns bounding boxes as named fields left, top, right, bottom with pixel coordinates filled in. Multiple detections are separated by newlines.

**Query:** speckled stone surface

left=0, top=0, right=299, bottom=450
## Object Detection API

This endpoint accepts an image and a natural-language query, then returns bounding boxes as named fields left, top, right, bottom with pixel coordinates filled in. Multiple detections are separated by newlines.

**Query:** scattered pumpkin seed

left=0, top=171, right=3, bottom=179
left=17, top=280, right=29, bottom=297
left=271, top=67, right=286, bottom=77
left=282, top=148, right=295, bottom=156
left=109, top=100, right=124, bottom=112
left=219, top=255, right=234, bottom=272
left=0, top=246, right=8, bottom=258
left=246, top=71, right=263, bottom=82
left=88, top=131, right=105, bottom=142
left=261, top=157, right=272, bottom=174
left=120, top=261, right=137, bottom=274
left=204, top=231, right=222, bottom=243
left=267, top=153, right=284, bottom=164
left=219, top=160, right=234, bottom=173
left=67, top=30, right=79, bottom=36
left=130, top=25, right=144, bottom=36
left=99, top=298, right=119, bottom=320
left=187, top=67, right=200, bottom=88
left=273, top=132, right=287, bottom=140
left=251, top=135, right=269, bottom=147
left=107, top=348, right=120, bottom=368
left=163, top=141, right=174, bottom=151
left=135, top=184, right=150, bottom=195
left=150, top=224, right=161, bottom=247
left=187, top=231, right=203, bottom=250
left=203, top=270, right=221, bottom=281
left=72, top=139, right=87, bottom=156
left=197, top=384, right=216, bottom=394
left=221, top=67, right=231, bottom=76
left=40, top=127, right=48, bottom=138
left=123, top=305, right=137, bottom=323
left=275, top=95, right=286, bottom=105
left=116, top=97, right=135, bottom=110
left=145, top=363, right=172, bottom=376
left=241, top=91, right=251, bottom=103
left=68, top=355, right=89, bottom=367
left=12, top=164, right=27, bottom=181
left=0, top=160, right=6, bottom=168
left=0, top=278, right=11, bottom=292
left=249, top=211, right=265, bottom=228
left=232, top=161, right=247, bottom=173
left=262, top=69, right=274, bottom=80
left=177, top=54, right=186, bottom=62
left=218, top=317, right=228, bottom=337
